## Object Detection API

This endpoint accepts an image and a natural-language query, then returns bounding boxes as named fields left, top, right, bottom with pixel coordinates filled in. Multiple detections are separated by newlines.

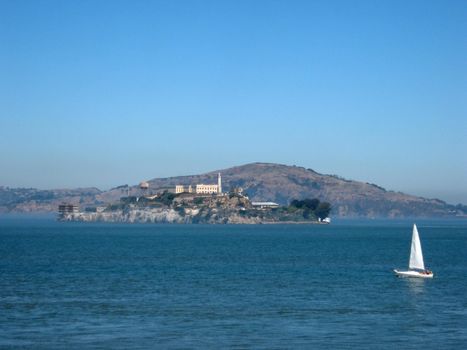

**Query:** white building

left=175, top=185, right=193, bottom=194
left=251, top=201, right=280, bottom=209
left=195, top=173, right=222, bottom=194
left=175, top=173, right=223, bottom=195
left=195, top=184, right=219, bottom=194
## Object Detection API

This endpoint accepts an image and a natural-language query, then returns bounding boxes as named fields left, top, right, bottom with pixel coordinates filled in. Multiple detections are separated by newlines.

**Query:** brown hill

left=142, top=162, right=463, bottom=218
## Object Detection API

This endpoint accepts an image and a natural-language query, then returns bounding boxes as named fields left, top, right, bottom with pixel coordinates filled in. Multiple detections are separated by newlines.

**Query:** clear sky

left=1, top=0, right=466, bottom=204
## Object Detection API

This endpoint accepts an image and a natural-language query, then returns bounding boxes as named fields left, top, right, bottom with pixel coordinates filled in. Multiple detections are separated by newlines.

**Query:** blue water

left=1, top=219, right=466, bottom=349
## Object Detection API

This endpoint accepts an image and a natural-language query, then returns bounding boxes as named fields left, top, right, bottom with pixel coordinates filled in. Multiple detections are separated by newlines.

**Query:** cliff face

left=2, top=163, right=466, bottom=218
left=61, top=208, right=263, bottom=224
left=61, top=194, right=263, bottom=224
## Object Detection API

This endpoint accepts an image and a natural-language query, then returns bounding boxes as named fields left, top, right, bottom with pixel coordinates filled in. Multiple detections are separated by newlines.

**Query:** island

left=58, top=190, right=331, bottom=224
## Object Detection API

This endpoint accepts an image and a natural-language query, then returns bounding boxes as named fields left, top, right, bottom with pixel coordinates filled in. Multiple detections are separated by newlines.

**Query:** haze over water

left=1, top=219, right=466, bottom=348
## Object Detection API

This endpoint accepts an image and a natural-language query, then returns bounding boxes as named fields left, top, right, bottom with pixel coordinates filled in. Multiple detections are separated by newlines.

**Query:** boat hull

left=394, top=269, right=433, bottom=278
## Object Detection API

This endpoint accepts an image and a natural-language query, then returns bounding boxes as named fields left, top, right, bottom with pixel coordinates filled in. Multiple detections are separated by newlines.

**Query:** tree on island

left=315, top=202, right=331, bottom=219
left=290, top=198, right=320, bottom=211
left=289, top=198, right=331, bottom=220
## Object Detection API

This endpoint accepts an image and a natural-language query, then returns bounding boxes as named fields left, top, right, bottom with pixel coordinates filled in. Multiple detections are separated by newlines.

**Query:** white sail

left=409, top=224, right=425, bottom=270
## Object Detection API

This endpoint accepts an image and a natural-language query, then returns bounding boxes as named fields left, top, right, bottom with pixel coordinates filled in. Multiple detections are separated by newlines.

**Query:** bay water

left=1, top=218, right=466, bottom=349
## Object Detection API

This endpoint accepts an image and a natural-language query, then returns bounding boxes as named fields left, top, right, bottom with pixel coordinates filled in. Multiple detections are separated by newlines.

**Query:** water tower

left=139, top=181, right=149, bottom=196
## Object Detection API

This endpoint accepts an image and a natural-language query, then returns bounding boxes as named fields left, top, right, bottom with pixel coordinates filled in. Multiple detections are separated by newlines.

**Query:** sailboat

left=394, top=224, right=433, bottom=278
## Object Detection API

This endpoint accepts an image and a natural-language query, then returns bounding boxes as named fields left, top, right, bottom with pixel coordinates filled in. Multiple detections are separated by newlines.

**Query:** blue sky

left=1, top=0, right=466, bottom=204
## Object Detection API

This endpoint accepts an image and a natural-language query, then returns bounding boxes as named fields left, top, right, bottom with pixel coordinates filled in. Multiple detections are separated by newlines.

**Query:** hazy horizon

left=1, top=1, right=466, bottom=204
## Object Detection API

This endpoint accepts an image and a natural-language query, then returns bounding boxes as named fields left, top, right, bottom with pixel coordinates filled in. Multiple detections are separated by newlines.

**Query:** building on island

left=175, top=173, right=222, bottom=195
left=175, top=185, right=193, bottom=194
left=251, top=201, right=280, bottom=209
left=195, top=184, right=219, bottom=194
left=58, top=203, right=79, bottom=218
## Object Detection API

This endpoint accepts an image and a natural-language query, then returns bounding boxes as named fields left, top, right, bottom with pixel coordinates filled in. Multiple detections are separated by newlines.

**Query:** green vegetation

left=193, top=197, right=204, bottom=205
left=159, top=191, right=176, bottom=206
left=315, top=202, right=332, bottom=219
left=288, top=198, right=331, bottom=220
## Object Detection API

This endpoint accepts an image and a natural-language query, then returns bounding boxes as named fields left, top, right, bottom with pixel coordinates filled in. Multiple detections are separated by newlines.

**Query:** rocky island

left=59, top=190, right=331, bottom=224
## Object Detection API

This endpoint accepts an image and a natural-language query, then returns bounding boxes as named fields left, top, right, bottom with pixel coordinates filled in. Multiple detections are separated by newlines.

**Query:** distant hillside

left=142, top=163, right=465, bottom=218
left=1, top=163, right=466, bottom=218
left=0, top=187, right=102, bottom=213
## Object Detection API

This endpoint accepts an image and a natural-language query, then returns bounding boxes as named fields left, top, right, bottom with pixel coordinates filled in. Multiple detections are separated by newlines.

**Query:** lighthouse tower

left=218, top=173, right=222, bottom=194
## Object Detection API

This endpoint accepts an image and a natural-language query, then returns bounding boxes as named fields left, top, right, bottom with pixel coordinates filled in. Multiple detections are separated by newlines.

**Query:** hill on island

left=136, top=162, right=463, bottom=218
left=1, top=162, right=466, bottom=218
